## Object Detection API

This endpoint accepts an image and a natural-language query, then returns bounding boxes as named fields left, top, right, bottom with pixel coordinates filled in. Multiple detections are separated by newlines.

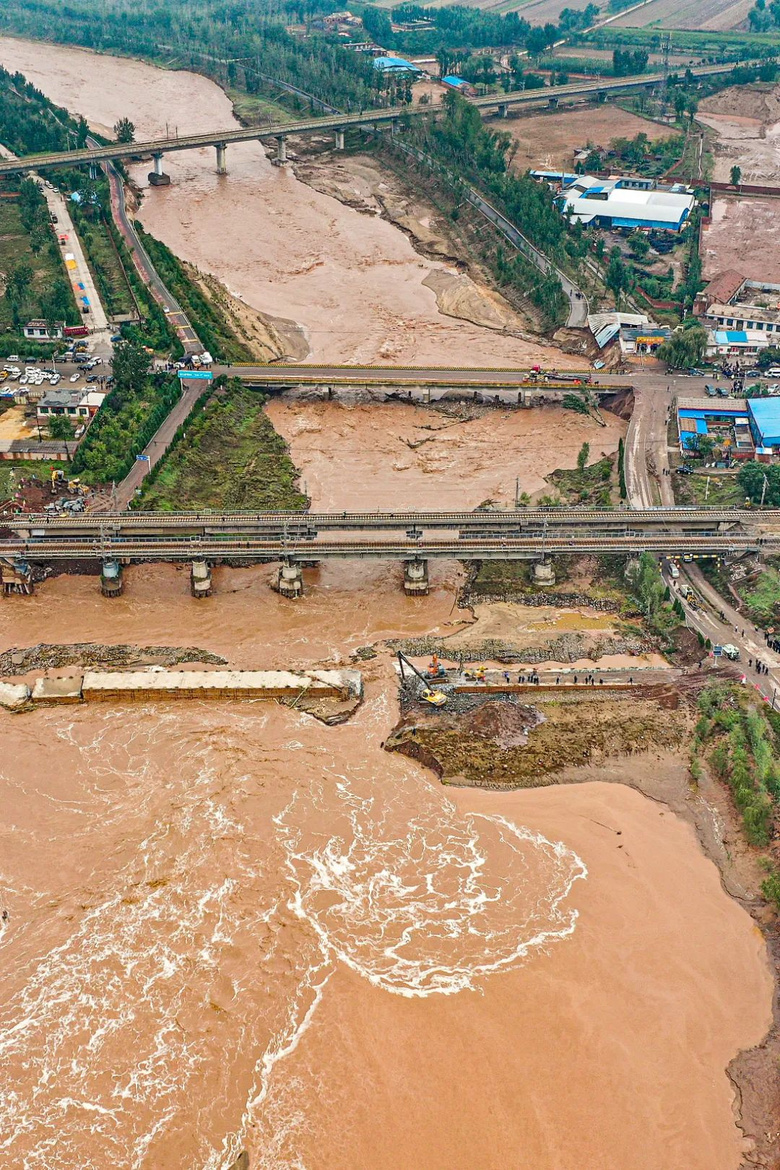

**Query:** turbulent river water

left=0, top=36, right=774, bottom=1170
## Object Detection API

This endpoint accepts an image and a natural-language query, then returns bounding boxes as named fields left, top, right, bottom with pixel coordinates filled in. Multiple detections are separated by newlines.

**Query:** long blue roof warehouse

left=748, top=398, right=780, bottom=449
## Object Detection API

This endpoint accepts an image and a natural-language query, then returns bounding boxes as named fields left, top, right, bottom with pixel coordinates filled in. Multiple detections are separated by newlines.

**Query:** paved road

left=115, top=375, right=208, bottom=507
left=626, top=370, right=780, bottom=703
left=0, top=144, right=113, bottom=358
left=89, top=137, right=201, bottom=355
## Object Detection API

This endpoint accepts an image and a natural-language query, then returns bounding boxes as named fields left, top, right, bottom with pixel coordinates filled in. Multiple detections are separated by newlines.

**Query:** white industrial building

left=558, top=175, right=695, bottom=232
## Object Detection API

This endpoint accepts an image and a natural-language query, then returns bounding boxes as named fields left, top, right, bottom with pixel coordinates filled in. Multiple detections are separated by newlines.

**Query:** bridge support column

left=335, top=128, right=345, bottom=150
left=148, top=152, right=171, bottom=186
left=1, top=559, right=34, bottom=595
left=274, top=559, right=303, bottom=599
left=276, top=135, right=287, bottom=164
left=403, top=558, right=429, bottom=597
left=391, top=118, right=400, bottom=136
left=533, top=558, right=556, bottom=586
left=548, top=96, right=559, bottom=109
left=100, top=561, right=123, bottom=598
left=89, top=162, right=98, bottom=180
left=497, top=103, right=508, bottom=118
left=215, top=143, right=228, bottom=175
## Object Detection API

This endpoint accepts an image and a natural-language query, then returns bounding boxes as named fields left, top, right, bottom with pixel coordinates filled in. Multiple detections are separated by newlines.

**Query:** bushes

left=697, top=685, right=778, bottom=847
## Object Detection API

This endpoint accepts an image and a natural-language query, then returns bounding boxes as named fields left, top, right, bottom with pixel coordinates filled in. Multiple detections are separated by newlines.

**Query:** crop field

left=610, top=0, right=753, bottom=29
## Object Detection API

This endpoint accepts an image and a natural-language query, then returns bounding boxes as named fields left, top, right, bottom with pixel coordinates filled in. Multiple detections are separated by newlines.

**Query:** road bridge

left=0, top=63, right=737, bottom=178
left=215, top=363, right=622, bottom=394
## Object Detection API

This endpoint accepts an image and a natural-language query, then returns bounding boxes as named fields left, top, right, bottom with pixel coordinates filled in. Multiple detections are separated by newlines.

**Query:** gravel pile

left=0, top=642, right=227, bottom=677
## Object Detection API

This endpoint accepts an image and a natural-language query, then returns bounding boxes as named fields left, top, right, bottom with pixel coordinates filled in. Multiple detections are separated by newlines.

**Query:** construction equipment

left=424, top=654, right=447, bottom=681
left=397, top=651, right=448, bottom=707
left=51, top=468, right=65, bottom=494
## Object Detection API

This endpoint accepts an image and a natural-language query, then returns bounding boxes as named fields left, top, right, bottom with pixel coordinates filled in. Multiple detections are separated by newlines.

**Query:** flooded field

left=697, top=84, right=780, bottom=281
left=505, top=104, right=677, bottom=173
left=0, top=34, right=775, bottom=1170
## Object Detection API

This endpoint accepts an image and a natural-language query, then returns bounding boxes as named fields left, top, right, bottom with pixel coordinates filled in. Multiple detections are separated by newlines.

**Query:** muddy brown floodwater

left=266, top=399, right=625, bottom=507
left=0, top=570, right=773, bottom=1170
left=0, top=34, right=775, bottom=1170
left=0, top=36, right=579, bottom=369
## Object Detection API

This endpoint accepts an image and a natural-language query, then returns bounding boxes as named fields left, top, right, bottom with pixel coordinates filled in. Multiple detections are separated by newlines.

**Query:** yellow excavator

left=397, top=651, right=448, bottom=707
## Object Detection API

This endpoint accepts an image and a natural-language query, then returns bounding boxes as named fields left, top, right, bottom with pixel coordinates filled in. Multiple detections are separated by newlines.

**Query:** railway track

left=4, top=507, right=775, bottom=532
left=1, top=533, right=773, bottom=561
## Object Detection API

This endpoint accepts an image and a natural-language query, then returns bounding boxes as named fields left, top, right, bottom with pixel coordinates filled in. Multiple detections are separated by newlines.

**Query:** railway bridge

left=1, top=506, right=775, bottom=598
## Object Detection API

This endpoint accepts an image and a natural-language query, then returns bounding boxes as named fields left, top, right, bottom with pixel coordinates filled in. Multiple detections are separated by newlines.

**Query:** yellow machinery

left=397, top=651, right=448, bottom=707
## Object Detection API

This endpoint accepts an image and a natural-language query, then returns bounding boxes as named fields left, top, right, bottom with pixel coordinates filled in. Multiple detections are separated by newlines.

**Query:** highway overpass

left=0, top=63, right=737, bottom=178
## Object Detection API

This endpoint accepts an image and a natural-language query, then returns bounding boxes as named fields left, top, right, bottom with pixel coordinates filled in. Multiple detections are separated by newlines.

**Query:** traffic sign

left=178, top=370, right=213, bottom=380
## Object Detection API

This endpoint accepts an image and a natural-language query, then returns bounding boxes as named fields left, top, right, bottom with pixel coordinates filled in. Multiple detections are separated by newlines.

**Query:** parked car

left=69, top=373, right=80, bottom=383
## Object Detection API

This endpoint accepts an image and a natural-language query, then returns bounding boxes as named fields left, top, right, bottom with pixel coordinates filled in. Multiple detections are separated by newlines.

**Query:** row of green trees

left=71, top=343, right=180, bottom=482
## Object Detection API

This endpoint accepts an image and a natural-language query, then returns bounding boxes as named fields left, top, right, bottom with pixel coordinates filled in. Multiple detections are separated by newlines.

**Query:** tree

left=656, top=325, right=708, bottom=370
left=576, top=441, right=590, bottom=471
left=730, top=164, right=742, bottom=187
left=4, top=259, right=34, bottom=327
left=627, top=552, right=665, bottom=616
left=114, top=117, right=135, bottom=144
left=49, top=414, right=75, bottom=458
left=606, top=248, right=630, bottom=307
left=628, top=229, right=650, bottom=261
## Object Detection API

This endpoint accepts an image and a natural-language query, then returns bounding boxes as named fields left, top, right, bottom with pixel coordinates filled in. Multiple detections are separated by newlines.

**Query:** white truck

left=722, top=644, right=741, bottom=661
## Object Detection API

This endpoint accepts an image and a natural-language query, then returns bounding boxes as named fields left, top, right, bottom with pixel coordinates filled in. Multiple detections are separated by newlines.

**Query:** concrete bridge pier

left=148, top=152, right=171, bottom=186
left=391, top=118, right=400, bottom=136
left=533, top=558, right=556, bottom=586
left=403, top=558, right=429, bottom=596
left=548, top=96, right=559, bottom=109
left=335, top=128, right=345, bottom=151
left=215, top=143, right=228, bottom=175
left=276, top=136, right=287, bottom=164
left=274, top=559, right=303, bottom=599
left=496, top=103, right=508, bottom=118
left=89, top=162, right=98, bottom=181
left=100, top=560, right=123, bottom=598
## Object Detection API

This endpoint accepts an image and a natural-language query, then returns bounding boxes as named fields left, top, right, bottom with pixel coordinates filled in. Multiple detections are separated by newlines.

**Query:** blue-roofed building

left=441, top=75, right=476, bottom=95
left=373, top=55, right=422, bottom=74
left=748, top=399, right=780, bottom=450
left=676, top=396, right=753, bottom=456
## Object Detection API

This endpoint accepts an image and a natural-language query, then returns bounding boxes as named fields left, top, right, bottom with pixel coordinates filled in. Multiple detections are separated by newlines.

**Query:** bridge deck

left=0, top=64, right=735, bottom=176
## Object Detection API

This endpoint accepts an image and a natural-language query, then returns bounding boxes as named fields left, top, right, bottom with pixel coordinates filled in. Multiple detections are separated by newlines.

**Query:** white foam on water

left=1, top=705, right=586, bottom=1170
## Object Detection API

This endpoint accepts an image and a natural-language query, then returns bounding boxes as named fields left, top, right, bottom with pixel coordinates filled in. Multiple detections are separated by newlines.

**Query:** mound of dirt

left=461, top=699, right=544, bottom=748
